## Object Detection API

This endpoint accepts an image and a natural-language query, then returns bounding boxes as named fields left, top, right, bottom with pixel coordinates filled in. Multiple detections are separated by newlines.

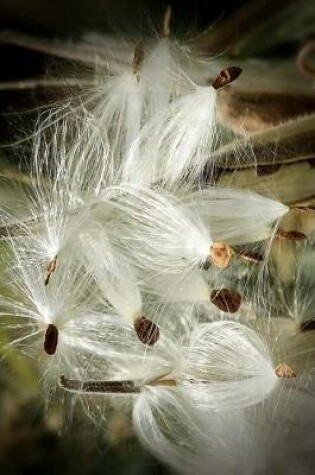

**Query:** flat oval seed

left=210, top=289, right=242, bottom=313
left=275, top=230, right=307, bottom=241
left=44, top=324, right=59, bottom=355
left=134, top=316, right=160, bottom=345
left=212, top=66, right=243, bottom=90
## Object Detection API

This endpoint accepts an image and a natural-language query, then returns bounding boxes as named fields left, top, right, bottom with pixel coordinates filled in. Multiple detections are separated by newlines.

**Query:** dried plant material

left=212, top=67, right=243, bottom=90
left=297, top=40, right=315, bottom=79
left=226, top=0, right=315, bottom=57
left=217, top=89, right=315, bottom=133
left=275, top=363, right=297, bottom=379
left=212, top=113, right=315, bottom=169
left=237, top=249, right=264, bottom=263
left=0, top=29, right=113, bottom=67
left=292, top=206, right=315, bottom=215
left=163, top=5, right=172, bottom=38
left=210, top=289, right=242, bottom=313
left=134, top=316, right=160, bottom=345
left=256, top=163, right=282, bottom=176
left=300, top=320, right=315, bottom=332
left=215, top=161, right=315, bottom=207
left=0, top=77, right=98, bottom=91
left=59, top=376, right=141, bottom=394
left=44, top=255, right=57, bottom=286
left=195, top=0, right=289, bottom=53
left=275, top=230, right=307, bottom=241
left=43, top=324, right=59, bottom=355
left=210, top=242, right=233, bottom=268
left=149, top=376, right=177, bottom=387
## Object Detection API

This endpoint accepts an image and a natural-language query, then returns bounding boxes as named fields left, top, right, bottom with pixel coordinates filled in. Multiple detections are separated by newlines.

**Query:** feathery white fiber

left=182, top=321, right=278, bottom=409
left=78, top=224, right=142, bottom=323
left=123, top=81, right=217, bottom=185
left=133, top=388, right=260, bottom=475
left=91, top=51, right=146, bottom=161
left=182, top=187, right=290, bottom=245
left=108, top=185, right=214, bottom=274
left=0, top=243, right=100, bottom=381
left=0, top=118, right=110, bottom=282
left=123, top=64, right=243, bottom=185
left=76, top=222, right=161, bottom=345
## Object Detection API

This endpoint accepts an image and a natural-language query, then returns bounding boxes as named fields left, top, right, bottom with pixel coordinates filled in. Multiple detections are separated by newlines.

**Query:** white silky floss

left=107, top=185, right=213, bottom=274
left=181, top=321, right=278, bottom=410
left=182, top=187, right=290, bottom=245
left=123, top=79, right=217, bottom=186
left=0, top=119, right=110, bottom=282
left=0, top=244, right=103, bottom=382
left=77, top=223, right=160, bottom=345
left=123, top=64, right=243, bottom=186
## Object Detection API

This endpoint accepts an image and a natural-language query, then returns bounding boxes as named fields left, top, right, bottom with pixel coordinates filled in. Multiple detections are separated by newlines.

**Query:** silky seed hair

left=0, top=6, right=314, bottom=475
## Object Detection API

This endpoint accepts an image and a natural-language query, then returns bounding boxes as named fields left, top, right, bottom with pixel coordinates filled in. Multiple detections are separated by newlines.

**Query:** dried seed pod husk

left=217, top=89, right=315, bottom=133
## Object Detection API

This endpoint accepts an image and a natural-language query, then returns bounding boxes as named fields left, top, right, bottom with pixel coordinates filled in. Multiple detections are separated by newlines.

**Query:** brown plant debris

left=210, top=242, right=233, bottom=268
left=275, top=363, right=297, bottom=379
left=44, top=256, right=58, bottom=286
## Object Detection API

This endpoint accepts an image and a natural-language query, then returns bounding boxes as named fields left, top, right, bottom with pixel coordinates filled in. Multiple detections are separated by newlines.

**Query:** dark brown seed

left=44, top=324, right=59, bottom=355
left=275, top=230, right=307, bottom=241
left=134, top=316, right=160, bottom=345
left=210, top=289, right=242, bottom=313
left=300, top=320, right=315, bottom=332
left=212, top=66, right=243, bottom=90
left=237, top=249, right=265, bottom=263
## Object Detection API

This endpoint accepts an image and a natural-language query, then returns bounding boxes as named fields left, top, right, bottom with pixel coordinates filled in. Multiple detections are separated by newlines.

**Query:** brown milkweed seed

left=237, top=249, right=265, bottom=263
left=275, top=230, right=307, bottom=241
left=44, top=324, right=59, bottom=355
left=212, top=66, right=243, bottom=90
left=210, top=289, right=242, bottom=313
left=134, top=316, right=160, bottom=345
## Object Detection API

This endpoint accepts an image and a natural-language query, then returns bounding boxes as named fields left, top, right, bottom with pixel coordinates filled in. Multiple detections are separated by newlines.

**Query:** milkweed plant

left=0, top=4, right=314, bottom=474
